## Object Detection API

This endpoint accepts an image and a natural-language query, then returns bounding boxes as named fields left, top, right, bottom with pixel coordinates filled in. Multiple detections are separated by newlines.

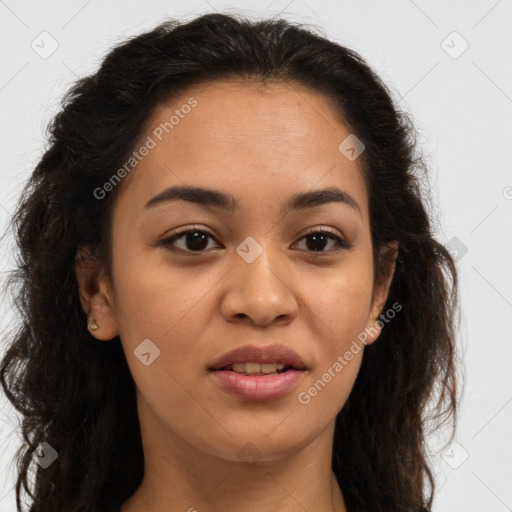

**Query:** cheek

left=111, top=244, right=217, bottom=341
left=111, top=252, right=215, bottom=414
left=295, top=262, right=373, bottom=414
left=302, top=258, right=375, bottom=350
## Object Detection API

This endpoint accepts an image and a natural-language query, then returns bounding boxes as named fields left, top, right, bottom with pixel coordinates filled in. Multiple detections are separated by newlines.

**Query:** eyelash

left=160, top=225, right=352, bottom=255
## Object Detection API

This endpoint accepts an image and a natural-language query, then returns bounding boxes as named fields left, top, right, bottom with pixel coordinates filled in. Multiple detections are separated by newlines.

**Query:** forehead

left=113, top=79, right=368, bottom=218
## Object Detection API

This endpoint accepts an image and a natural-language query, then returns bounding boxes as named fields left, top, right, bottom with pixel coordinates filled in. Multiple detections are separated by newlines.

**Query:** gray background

left=1, top=1, right=511, bottom=510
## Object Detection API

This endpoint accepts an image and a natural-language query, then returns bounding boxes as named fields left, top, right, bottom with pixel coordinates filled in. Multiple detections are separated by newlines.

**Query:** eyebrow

left=144, top=185, right=362, bottom=219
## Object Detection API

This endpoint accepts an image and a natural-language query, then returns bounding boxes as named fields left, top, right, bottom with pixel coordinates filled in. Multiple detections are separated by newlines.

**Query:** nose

left=220, top=244, right=298, bottom=327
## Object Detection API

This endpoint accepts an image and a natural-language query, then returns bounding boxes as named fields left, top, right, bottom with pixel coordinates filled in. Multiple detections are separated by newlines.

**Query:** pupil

left=307, top=233, right=328, bottom=251
left=186, top=231, right=208, bottom=251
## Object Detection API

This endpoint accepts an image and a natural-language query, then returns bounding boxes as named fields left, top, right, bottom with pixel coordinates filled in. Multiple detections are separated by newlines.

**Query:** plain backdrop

left=1, top=1, right=511, bottom=511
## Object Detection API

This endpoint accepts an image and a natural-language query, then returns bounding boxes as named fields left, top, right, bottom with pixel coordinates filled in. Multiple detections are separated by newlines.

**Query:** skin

left=75, top=79, right=397, bottom=512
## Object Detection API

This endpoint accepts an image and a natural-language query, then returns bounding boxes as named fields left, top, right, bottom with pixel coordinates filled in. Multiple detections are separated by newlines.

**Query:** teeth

left=231, top=362, right=286, bottom=375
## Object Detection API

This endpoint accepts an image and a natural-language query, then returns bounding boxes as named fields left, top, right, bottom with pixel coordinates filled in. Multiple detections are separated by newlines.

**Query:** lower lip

left=209, top=369, right=306, bottom=401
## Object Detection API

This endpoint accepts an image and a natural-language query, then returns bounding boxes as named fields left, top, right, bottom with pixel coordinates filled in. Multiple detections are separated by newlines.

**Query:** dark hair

left=0, top=12, right=460, bottom=512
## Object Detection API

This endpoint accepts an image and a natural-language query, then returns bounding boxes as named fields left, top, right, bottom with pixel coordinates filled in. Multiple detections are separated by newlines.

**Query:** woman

left=0, top=12, right=459, bottom=512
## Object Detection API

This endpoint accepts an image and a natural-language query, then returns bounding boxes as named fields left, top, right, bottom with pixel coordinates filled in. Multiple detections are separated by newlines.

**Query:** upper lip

left=209, top=344, right=307, bottom=371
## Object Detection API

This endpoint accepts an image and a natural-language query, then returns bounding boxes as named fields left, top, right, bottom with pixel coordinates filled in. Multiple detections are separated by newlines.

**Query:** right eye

left=160, top=226, right=222, bottom=254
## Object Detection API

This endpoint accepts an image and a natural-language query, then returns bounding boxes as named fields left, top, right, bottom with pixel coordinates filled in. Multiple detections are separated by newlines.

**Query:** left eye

left=161, top=227, right=350, bottom=254
left=295, top=230, right=350, bottom=253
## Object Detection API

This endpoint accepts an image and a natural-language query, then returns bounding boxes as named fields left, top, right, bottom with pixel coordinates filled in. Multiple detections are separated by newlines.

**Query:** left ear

left=365, top=241, right=399, bottom=344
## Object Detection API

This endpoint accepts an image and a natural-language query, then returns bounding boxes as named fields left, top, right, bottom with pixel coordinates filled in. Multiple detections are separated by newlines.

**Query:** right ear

left=74, top=246, right=119, bottom=341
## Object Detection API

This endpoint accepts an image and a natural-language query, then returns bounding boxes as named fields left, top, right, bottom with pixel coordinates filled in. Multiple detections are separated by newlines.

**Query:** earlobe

left=84, top=290, right=118, bottom=341
left=74, top=246, right=119, bottom=341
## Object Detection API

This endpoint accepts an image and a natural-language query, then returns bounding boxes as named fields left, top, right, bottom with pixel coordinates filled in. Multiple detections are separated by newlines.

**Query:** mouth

left=207, top=344, right=307, bottom=401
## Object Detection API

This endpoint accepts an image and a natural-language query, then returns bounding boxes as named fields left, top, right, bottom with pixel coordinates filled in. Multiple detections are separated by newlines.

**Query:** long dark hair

left=0, top=12, right=460, bottom=512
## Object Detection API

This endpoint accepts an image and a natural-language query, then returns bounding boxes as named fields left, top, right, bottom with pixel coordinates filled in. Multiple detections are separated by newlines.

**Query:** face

left=78, top=79, right=396, bottom=463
